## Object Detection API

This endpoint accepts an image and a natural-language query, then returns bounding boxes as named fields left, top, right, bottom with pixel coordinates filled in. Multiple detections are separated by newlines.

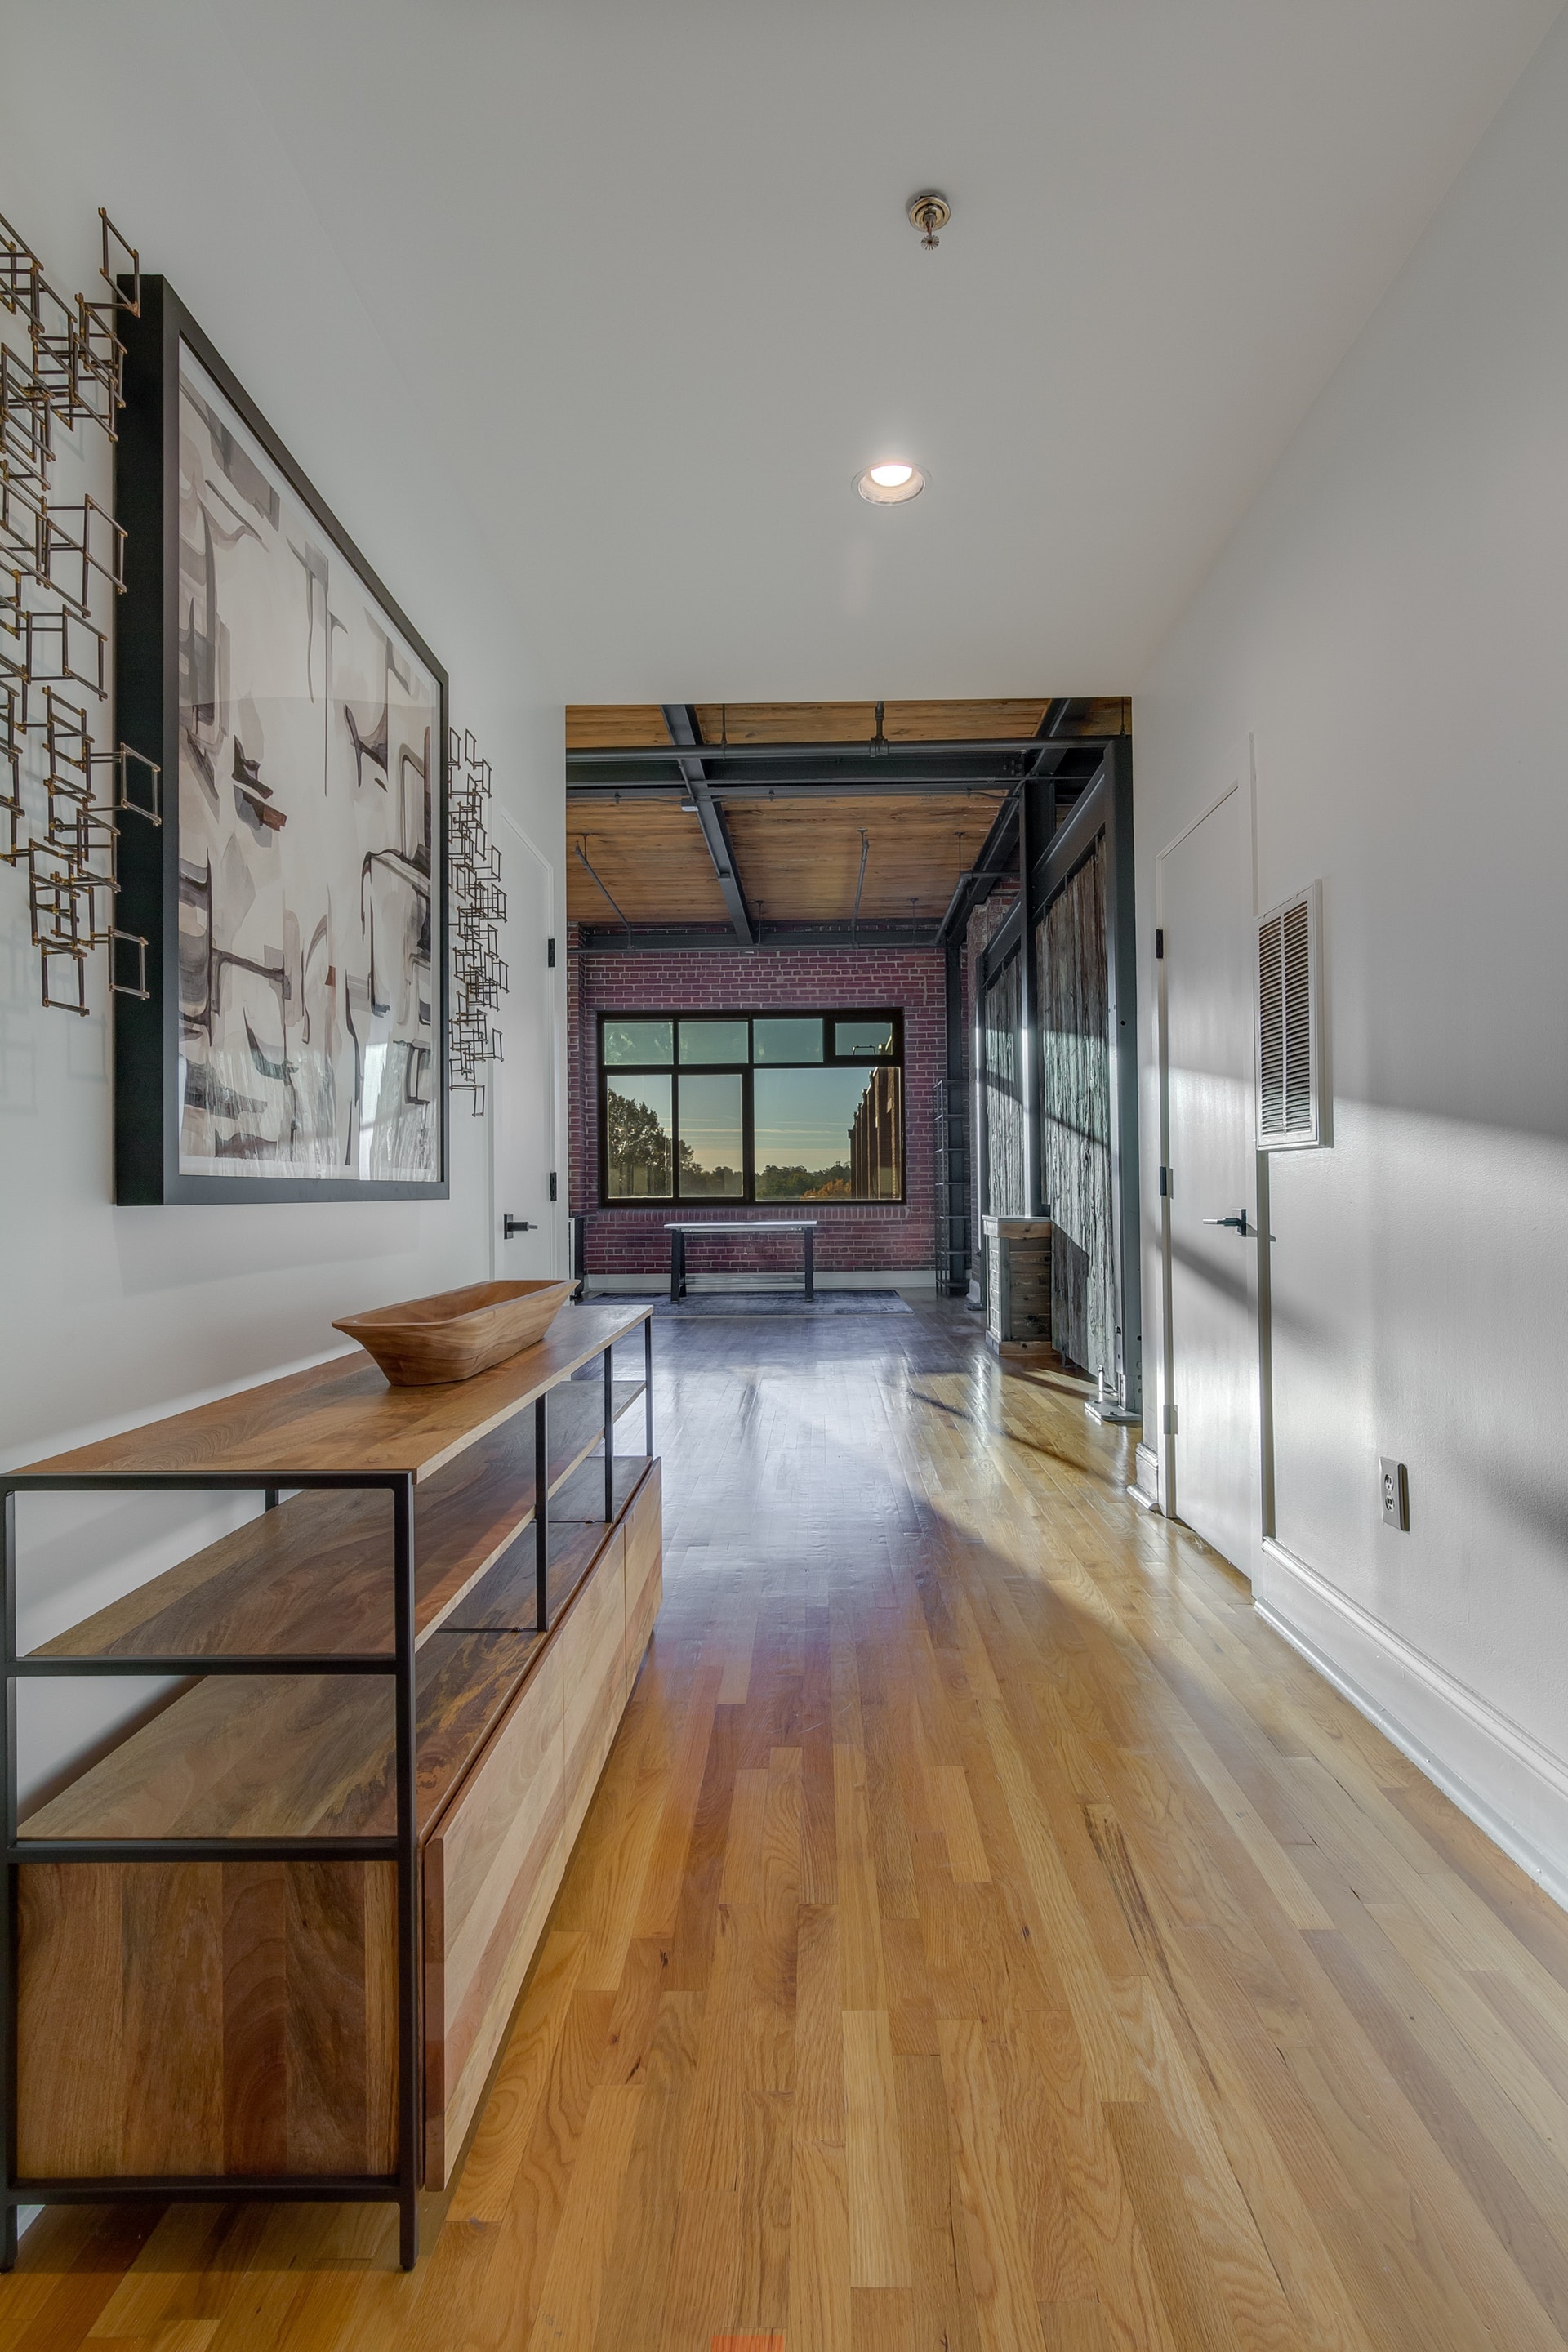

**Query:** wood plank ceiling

left=565, top=700, right=1128, bottom=936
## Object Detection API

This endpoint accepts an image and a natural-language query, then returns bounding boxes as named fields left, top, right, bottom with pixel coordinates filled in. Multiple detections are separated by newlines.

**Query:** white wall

left=1134, top=15, right=1568, bottom=1899
left=1, top=4, right=566, bottom=1806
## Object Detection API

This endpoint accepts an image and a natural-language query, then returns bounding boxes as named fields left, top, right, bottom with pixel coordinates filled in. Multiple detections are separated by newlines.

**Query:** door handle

left=1203, top=1211, right=1253, bottom=1236
left=503, top=1214, right=535, bottom=1238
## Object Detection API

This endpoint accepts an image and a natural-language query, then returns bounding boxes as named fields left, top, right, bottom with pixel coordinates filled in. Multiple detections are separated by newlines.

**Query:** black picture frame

left=113, top=278, right=449, bottom=1204
left=595, top=1008, right=906, bottom=1209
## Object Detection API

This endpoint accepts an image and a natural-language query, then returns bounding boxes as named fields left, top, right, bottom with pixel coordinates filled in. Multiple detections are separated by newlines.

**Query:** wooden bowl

left=333, top=1278, right=572, bottom=1385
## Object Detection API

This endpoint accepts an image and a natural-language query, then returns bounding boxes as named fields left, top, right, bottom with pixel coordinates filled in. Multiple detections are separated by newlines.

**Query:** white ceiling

left=222, top=0, right=1561, bottom=702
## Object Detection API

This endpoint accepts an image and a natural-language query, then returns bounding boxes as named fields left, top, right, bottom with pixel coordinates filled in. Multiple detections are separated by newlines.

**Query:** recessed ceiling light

left=856, top=460, right=926, bottom=505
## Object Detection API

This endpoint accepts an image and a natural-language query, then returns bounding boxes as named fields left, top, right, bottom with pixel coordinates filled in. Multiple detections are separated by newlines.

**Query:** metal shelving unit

left=1, top=1307, right=654, bottom=2271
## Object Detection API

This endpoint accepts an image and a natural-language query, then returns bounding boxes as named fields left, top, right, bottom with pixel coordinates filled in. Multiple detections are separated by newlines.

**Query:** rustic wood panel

left=17, top=1858, right=397, bottom=2178
left=559, top=1526, right=626, bottom=1862
left=1040, top=839, right=1115, bottom=1379
left=724, top=792, right=1004, bottom=924
left=688, top=702, right=1051, bottom=746
left=425, top=1638, right=566, bottom=2184
left=564, top=706, right=670, bottom=749
left=18, top=1302, right=652, bottom=1484
left=622, top=1459, right=662, bottom=1684
left=38, top=1384, right=644, bottom=1661
left=568, top=802, right=728, bottom=927
left=24, top=1628, right=534, bottom=1843
left=567, top=700, right=1080, bottom=751
left=550, top=1454, right=653, bottom=1524
left=18, top=1465, right=662, bottom=2199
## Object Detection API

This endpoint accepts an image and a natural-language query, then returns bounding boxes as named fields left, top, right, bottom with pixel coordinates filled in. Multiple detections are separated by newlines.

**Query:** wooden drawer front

left=424, top=1637, right=565, bottom=2183
left=623, top=1457, right=663, bottom=1683
left=558, top=1523, right=626, bottom=1860
left=18, top=1858, right=397, bottom=2178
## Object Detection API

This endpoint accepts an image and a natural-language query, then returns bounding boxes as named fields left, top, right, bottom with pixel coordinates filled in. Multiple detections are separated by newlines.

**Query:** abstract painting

left=114, top=281, right=448, bottom=1201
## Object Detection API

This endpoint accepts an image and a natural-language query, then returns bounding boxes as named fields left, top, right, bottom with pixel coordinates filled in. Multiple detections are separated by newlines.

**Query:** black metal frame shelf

left=0, top=1311, right=654, bottom=2273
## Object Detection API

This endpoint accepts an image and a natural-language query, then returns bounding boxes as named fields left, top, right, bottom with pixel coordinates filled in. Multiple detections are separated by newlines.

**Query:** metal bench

left=665, top=1219, right=817, bottom=1303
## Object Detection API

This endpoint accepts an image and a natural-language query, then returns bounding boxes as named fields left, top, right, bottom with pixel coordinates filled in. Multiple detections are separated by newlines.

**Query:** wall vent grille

left=1257, top=884, right=1323, bottom=1148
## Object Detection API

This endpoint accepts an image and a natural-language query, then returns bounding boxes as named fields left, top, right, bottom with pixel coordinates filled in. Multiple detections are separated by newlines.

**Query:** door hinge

left=546, top=936, right=556, bottom=967
left=1158, top=1165, right=1169, bottom=1197
left=1165, top=1401, right=1178, bottom=1435
left=1155, top=927, right=1165, bottom=959
left=549, top=1171, right=558, bottom=1201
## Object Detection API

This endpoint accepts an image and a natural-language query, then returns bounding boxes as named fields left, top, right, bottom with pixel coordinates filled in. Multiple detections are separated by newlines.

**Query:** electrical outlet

left=1379, top=1457, right=1410, bottom=1531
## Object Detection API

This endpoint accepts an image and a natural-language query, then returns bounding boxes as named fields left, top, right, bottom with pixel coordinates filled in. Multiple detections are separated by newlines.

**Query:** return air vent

left=1257, top=883, right=1323, bottom=1148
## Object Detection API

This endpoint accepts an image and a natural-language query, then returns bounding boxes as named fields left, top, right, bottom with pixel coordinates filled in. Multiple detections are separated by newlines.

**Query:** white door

left=1158, top=783, right=1258, bottom=1569
left=490, top=810, right=559, bottom=1278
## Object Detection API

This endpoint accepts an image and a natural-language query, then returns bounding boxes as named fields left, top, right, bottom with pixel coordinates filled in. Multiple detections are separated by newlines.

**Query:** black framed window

left=599, top=1010, right=904, bottom=1205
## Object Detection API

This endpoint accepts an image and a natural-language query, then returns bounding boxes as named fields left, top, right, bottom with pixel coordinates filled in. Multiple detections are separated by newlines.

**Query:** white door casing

left=1156, top=773, right=1261, bottom=1571
left=489, top=809, right=559, bottom=1279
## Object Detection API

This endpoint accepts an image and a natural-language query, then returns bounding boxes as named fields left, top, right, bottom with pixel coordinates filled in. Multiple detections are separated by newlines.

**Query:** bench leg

left=670, top=1232, right=684, bottom=1305
left=804, top=1230, right=814, bottom=1301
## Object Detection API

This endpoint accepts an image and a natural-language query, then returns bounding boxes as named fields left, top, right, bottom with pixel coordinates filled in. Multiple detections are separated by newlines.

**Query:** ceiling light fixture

left=856, top=459, right=926, bottom=505
left=907, top=190, right=950, bottom=250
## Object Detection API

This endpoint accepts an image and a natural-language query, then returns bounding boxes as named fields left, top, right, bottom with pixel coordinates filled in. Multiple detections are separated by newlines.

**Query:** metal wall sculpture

left=447, top=728, right=507, bottom=1116
left=0, top=208, right=159, bottom=1015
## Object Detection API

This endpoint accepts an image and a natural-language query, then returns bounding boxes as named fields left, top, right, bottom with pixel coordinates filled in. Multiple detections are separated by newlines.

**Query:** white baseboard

left=1258, top=1537, right=1568, bottom=1916
left=1129, top=1441, right=1164, bottom=1513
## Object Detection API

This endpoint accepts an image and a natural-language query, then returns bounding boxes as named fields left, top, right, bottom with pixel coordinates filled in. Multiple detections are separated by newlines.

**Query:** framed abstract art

left=114, top=278, right=448, bottom=1202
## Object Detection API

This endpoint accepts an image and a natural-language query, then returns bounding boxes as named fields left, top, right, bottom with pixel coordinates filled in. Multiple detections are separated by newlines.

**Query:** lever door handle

left=503, top=1214, right=535, bottom=1238
left=1203, top=1211, right=1252, bottom=1235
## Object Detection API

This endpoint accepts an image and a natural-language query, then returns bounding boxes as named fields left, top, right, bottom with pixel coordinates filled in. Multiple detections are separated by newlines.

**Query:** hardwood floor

left=10, top=1303, right=1568, bottom=2350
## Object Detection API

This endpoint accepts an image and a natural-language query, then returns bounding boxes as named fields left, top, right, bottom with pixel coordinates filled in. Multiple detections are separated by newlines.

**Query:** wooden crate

left=982, top=1215, right=1054, bottom=1352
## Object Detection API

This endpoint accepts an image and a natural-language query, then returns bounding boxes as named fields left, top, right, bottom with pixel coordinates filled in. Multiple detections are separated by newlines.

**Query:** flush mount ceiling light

left=855, top=459, right=926, bottom=505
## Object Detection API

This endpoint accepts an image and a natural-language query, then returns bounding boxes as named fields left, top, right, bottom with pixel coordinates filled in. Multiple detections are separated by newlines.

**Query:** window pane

left=679, top=1018, right=750, bottom=1065
left=833, top=1016, right=895, bottom=1058
left=754, top=1067, right=903, bottom=1200
left=677, top=1072, right=744, bottom=1196
left=604, top=1075, right=672, bottom=1196
left=753, top=1016, right=822, bottom=1063
left=603, top=1018, right=673, bottom=1066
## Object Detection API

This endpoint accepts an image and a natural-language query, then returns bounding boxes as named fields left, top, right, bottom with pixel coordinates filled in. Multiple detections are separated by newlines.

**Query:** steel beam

left=568, top=733, right=1116, bottom=771
left=662, top=704, right=754, bottom=947
left=1100, top=735, right=1143, bottom=1419
left=568, top=774, right=1032, bottom=801
left=1018, top=773, right=1048, bottom=1219
left=576, top=920, right=935, bottom=953
left=935, top=791, right=1022, bottom=945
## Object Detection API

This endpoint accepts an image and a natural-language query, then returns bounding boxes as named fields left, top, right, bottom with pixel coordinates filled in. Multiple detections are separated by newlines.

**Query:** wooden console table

left=0, top=1300, right=661, bottom=2269
left=666, top=1218, right=817, bottom=1302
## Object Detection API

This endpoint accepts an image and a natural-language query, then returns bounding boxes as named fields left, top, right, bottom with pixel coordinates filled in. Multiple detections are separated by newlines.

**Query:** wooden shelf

left=19, top=1480, right=658, bottom=1848
left=6, top=1302, right=663, bottom=2243
left=34, top=1383, right=645, bottom=1661
left=17, top=1300, right=651, bottom=1484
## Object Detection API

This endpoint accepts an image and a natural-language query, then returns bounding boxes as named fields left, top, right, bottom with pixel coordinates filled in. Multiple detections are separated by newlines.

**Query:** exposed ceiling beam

left=567, top=776, right=1027, bottom=803
left=933, top=702, right=1104, bottom=945
left=568, top=732, right=1116, bottom=773
left=934, top=791, right=1022, bottom=944
left=662, top=702, right=755, bottom=947
left=577, top=919, right=937, bottom=953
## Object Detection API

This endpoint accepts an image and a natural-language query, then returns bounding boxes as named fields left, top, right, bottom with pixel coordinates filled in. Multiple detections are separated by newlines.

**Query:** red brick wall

left=568, top=936, right=943, bottom=1277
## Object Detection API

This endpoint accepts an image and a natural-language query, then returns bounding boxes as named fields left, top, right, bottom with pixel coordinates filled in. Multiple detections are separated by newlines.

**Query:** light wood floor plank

left=10, top=1307, right=1568, bottom=2352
